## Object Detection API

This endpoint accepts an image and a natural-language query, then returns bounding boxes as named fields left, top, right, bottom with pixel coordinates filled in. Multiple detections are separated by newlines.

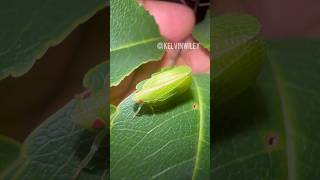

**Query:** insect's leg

left=72, top=130, right=107, bottom=180
left=149, top=105, right=155, bottom=117
left=132, top=103, right=143, bottom=120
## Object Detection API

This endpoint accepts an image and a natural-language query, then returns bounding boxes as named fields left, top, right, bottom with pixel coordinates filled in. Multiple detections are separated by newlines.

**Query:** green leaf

left=212, top=14, right=266, bottom=104
left=0, top=0, right=107, bottom=80
left=84, top=61, right=108, bottom=92
left=110, top=0, right=164, bottom=87
left=213, top=40, right=266, bottom=104
left=110, top=75, right=210, bottom=179
left=1, top=63, right=108, bottom=178
left=0, top=1, right=109, bottom=178
left=0, top=136, right=21, bottom=172
left=1, top=101, right=108, bottom=180
left=212, top=14, right=261, bottom=59
left=212, top=40, right=320, bottom=179
left=193, top=12, right=210, bottom=49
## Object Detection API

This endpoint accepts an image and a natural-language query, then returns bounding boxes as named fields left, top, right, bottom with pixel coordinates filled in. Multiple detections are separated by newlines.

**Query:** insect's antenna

left=132, top=103, right=143, bottom=120
left=72, top=130, right=107, bottom=180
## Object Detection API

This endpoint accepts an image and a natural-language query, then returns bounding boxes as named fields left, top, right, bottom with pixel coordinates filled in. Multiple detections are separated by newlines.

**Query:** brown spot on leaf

left=264, top=132, right=280, bottom=151
left=192, top=103, right=199, bottom=110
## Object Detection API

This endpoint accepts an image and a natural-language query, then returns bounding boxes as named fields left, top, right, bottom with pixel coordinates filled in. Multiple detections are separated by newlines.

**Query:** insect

left=132, top=65, right=192, bottom=116
left=72, top=88, right=108, bottom=130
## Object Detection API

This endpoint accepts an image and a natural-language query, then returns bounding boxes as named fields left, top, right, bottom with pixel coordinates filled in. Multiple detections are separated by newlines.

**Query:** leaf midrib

left=269, top=59, right=296, bottom=180
left=110, top=37, right=162, bottom=52
left=192, top=77, right=206, bottom=180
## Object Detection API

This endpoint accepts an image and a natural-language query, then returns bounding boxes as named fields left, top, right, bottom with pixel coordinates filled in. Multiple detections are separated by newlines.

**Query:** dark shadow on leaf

left=74, top=130, right=109, bottom=177
left=133, top=89, right=194, bottom=116
left=212, top=85, right=268, bottom=144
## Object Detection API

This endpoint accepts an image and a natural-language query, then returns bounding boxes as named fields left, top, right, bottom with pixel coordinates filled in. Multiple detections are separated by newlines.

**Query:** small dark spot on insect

left=192, top=103, right=199, bottom=110
left=264, top=132, right=280, bottom=150
left=75, top=89, right=91, bottom=100
left=92, top=119, right=105, bottom=129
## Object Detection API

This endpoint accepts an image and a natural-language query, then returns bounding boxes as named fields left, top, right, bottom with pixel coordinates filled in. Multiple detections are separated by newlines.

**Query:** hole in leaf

left=192, top=102, right=199, bottom=110
left=264, top=132, right=280, bottom=150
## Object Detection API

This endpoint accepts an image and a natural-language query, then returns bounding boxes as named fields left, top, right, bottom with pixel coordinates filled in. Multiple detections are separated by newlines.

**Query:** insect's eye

left=139, top=99, right=144, bottom=104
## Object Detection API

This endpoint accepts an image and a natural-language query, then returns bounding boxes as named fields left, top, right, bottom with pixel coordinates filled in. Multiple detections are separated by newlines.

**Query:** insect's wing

left=147, top=72, right=192, bottom=104
left=134, top=65, right=192, bottom=104
left=136, top=79, right=148, bottom=91
left=155, top=74, right=192, bottom=102
left=148, top=66, right=174, bottom=78
left=143, top=66, right=191, bottom=89
left=144, top=66, right=191, bottom=88
left=160, top=66, right=174, bottom=72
